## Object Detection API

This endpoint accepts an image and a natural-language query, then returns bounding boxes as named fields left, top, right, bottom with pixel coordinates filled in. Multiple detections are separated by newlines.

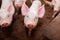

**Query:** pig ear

left=7, top=5, right=15, bottom=14
left=21, top=3, right=29, bottom=16
left=51, top=0, right=56, bottom=5
left=23, top=0, right=26, bottom=2
left=38, top=4, right=45, bottom=18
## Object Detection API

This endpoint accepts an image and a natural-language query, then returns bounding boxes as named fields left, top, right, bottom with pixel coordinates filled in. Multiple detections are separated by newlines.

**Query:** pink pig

left=0, top=0, right=15, bottom=27
left=43, top=0, right=60, bottom=18
left=21, top=0, right=45, bottom=29
left=13, top=0, right=26, bottom=7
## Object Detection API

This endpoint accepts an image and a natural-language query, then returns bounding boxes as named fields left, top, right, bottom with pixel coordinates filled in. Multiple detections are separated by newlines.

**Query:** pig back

left=43, top=12, right=60, bottom=40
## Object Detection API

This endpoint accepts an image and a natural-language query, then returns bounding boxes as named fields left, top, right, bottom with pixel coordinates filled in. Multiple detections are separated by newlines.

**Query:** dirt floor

left=0, top=0, right=54, bottom=40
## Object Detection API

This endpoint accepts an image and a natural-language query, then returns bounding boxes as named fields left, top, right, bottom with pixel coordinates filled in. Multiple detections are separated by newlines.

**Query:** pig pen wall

left=0, top=0, right=53, bottom=40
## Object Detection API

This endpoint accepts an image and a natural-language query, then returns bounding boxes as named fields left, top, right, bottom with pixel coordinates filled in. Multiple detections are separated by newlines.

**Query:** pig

left=13, top=0, right=26, bottom=7
left=21, top=0, right=45, bottom=29
left=0, top=0, right=15, bottom=27
left=43, top=0, right=60, bottom=18
left=13, top=0, right=26, bottom=15
left=43, top=13, right=60, bottom=40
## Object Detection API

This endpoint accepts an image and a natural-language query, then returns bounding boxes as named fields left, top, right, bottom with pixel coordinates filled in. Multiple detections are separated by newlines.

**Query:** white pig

left=43, top=0, right=60, bottom=17
left=21, top=0, right=45, bottom=29
left=13, top=0, right=26, bottom=7
left=0, top=0, right=15, bottom=27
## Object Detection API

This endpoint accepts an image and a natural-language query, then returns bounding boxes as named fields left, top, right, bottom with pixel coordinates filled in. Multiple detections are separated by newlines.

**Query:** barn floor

left=0, top=0, right=54, bottom=40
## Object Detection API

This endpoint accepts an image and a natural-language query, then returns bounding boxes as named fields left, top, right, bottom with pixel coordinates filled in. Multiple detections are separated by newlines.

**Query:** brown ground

left=0, top=0, right=54, bottom=40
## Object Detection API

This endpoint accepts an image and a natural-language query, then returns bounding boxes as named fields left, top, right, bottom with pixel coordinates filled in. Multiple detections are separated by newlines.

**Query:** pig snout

left=15, top=3, right=21, bottom=7
left=1, top=21, right=9, bottom=27
left=26, top=23, right=35, bottom=29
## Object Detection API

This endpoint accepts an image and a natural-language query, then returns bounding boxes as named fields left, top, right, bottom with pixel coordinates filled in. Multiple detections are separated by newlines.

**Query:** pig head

left=51, top=0, right=60, bottom=12
left=13, top=0, right=26, bottom=7
left=43, top=0, right=60, bottom=17
left=21, top=0, right=45, bottom=29
left=0, top=0, right=15, bottom=27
